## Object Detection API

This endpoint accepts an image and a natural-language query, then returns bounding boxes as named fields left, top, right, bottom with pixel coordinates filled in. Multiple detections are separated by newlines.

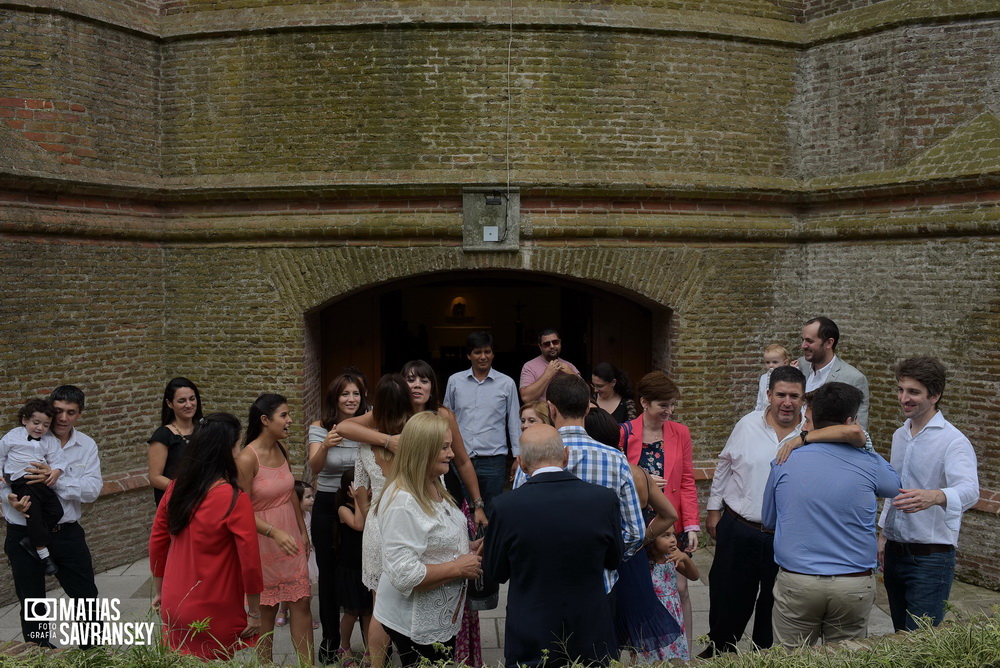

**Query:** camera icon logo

left=24, top=598, right=57, bottom=622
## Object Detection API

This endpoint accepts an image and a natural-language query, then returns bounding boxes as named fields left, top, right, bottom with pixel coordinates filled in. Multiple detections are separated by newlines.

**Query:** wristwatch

left=473, top=498, right=485, bottom=510
left=800, top=430, right=809, bottom=445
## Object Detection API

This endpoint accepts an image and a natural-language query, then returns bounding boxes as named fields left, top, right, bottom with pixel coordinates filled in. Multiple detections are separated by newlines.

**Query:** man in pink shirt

left=519, top=328, right=580, bottom=402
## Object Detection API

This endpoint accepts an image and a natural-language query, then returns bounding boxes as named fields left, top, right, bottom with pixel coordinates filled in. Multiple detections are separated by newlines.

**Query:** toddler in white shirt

left=1, top=398, right=66, bottom=575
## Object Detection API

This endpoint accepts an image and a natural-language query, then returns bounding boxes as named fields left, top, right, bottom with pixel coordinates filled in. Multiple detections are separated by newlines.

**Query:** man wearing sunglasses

left=519, top=328, right=580, bottom=402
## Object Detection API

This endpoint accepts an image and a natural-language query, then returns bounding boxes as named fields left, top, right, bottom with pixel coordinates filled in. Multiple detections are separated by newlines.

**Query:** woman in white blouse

left=373, top=411, right=483, bottom=666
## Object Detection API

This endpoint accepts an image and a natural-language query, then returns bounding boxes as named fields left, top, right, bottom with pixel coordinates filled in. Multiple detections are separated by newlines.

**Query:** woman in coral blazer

left=619, top=370, right=700, bottom=648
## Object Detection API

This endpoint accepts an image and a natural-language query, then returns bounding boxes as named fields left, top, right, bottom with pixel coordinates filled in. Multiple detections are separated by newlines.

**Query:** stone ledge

left=2, top=188, right=998, bottom=244
left=2, top=165, right=998, bottom=206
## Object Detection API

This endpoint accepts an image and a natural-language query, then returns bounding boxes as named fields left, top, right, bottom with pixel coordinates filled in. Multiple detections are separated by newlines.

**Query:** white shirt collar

left=527, top=465, right=564, bottom=477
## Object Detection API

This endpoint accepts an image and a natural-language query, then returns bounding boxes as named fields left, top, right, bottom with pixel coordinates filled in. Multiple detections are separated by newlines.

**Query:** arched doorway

left=310, top=270, right=670, bottom=402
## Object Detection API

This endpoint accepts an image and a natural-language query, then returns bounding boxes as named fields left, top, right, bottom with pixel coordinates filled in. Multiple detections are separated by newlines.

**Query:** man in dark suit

left=483, top=424, right=624, bottom=667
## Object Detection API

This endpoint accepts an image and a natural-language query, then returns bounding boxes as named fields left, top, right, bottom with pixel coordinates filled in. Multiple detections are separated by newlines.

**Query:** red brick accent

left=99, top=469, right=151, bottom=497
left=2, top=98, right=93, bottom=162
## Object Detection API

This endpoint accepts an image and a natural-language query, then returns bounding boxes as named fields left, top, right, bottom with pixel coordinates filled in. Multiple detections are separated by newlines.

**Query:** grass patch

left=1, top=610, right=998, bottom=666
left=700, top=609, right=1000, bottom=668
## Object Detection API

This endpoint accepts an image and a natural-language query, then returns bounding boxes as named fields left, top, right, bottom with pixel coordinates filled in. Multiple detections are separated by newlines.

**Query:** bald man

left=484, top=425, right=623, bottom=667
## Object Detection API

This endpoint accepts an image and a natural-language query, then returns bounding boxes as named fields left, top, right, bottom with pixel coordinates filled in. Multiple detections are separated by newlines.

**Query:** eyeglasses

left=540, top=339, right=561, bottom=348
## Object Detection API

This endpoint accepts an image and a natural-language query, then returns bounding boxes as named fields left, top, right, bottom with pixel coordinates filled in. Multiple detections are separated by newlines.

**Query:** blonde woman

left=373, top=412, right=483, bottom=666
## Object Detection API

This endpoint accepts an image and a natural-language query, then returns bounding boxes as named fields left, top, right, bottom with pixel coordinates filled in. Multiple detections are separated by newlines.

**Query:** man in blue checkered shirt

left=513, top=374, right=644, bottom=592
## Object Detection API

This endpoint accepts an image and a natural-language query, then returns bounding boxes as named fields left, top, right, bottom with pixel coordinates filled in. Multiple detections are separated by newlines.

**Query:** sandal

left=275, top=610, right=288, bottom=627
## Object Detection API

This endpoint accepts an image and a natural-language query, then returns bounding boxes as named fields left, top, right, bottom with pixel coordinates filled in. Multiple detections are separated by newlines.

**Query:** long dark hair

left=334, top=468, right=355, bottom=509
left=401, top=359, right=441, bottom=412
left=166, top=412, right=241, bottom=535
left=592, top=362, right=634, bottom=401
left=332, top=468, right=356, bottom=553
left=322, top=374, right=368, bottom=431
left=244, top=393, right=288, bottom=447
left=372, top=374, right=411, bottom=436
left=160, top=377, right=204, bottom=426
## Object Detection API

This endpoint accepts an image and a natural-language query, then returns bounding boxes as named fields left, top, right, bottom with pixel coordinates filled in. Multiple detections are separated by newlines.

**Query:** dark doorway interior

left=316, top=271, right=660, bottom=401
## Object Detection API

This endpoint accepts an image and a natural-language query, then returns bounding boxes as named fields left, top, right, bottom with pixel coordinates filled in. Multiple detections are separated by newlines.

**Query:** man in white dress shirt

left=878, top=357, right=979, bottom=631
left=700, top=365, right=806, bottom=657
left=2, top=385, right=102, bottom=648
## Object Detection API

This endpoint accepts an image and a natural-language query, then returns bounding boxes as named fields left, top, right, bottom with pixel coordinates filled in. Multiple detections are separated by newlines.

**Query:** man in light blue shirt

left=444, top=330, right=521, bottom=513
left=763, top=382, right=900, bottom=648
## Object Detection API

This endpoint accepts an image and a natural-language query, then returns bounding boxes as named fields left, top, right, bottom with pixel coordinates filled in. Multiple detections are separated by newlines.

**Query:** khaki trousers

left=771, top=569, right=876, bottom=649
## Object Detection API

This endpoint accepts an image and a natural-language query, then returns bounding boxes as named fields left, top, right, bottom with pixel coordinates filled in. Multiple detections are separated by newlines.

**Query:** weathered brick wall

left=794, top=19, right=1000, bottom=178
left=0, top=236, right=166, bottom=603
left=0, top=8, right=160, bottom=178
left=159, top=30, right=795, bottom=179
left=801, top=0, right=881, bottom=21
left=161, top=0, right=800, bottom=23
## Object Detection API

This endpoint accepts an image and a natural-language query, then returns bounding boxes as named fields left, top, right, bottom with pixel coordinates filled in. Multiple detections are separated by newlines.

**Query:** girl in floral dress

left=642, top=528, right=700, bottom=662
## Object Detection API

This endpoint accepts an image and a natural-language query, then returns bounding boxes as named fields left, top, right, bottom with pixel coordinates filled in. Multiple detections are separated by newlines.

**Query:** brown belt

left=886, top=540, right=954, bottom=556
left=781, top=567, right=874, bottom=578
left=725, top=505, right=774, bottom=534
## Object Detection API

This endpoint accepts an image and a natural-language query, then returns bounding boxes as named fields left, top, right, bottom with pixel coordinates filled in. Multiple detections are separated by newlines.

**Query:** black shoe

left=19, top=537, right=40, bottom=562
left=19, top=537, right=57, bottom=574
left=318, top=638, right=336, bottom=665
left=41, top=556, right=58, bottom=576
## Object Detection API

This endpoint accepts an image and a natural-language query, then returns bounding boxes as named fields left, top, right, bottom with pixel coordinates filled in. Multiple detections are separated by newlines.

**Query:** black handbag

left=466, top=524, right=499, bottom=611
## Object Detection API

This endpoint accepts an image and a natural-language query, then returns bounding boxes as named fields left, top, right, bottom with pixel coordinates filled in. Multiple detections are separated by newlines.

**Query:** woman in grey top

left=307, top=373, right=368, bottom=665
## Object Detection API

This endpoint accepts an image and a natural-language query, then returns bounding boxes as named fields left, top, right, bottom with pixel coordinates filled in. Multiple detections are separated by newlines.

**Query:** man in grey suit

left=798, top=316, right=870, bottom=429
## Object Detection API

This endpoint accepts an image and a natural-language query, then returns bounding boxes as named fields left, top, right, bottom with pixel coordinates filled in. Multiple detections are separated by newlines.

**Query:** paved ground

left=2, top=546, right=998, bottom=665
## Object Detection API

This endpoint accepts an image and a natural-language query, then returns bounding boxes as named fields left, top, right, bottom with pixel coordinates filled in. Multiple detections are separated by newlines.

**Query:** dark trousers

left=385, top=626, right=455, bottom=667
left=7, top=476, right=64, bottom=549
left=468, top=454, right=508, bottom=513
left=4, top=521, right=99, bottom=647
left=312, top=491, right=341, bottom=655
left=883, top=544, right=956, bottom=631
left=706, top=509, right=778, bottom=652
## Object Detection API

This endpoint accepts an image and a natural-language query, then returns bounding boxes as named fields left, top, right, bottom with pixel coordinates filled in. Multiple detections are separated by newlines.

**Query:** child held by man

left=1, top=399, right=67, bottom=575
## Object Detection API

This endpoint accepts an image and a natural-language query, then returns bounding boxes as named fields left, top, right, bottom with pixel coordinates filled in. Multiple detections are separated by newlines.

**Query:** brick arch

left=255, top=243, right=790, bottom=435
left=296, top=257, right=683, bottom=424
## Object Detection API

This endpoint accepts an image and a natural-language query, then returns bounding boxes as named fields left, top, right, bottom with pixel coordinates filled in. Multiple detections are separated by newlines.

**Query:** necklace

left=172, top=423, right=193, bottom=444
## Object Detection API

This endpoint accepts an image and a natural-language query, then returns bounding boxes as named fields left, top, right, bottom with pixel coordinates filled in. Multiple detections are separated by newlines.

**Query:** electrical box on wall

left=462, top=187, right=519, bottom=252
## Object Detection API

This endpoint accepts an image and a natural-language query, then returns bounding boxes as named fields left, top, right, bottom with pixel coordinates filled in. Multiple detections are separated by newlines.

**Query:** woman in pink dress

left=237, top=393, right=313, bottom=665
left=149, top=412, right=263, bottom=660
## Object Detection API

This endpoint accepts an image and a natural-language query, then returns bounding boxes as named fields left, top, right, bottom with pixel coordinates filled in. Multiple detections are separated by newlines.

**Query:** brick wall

left=160, top=30, right=795, bottom=179
left=0, top=236, right=166, bottom=603
left=0, top=8, right=160, bottom=180
left=801, top=0, right=880, bottom=21
left=160, top=0, right=801, bottom=23
left=794, top=20, right=1000, bottom=178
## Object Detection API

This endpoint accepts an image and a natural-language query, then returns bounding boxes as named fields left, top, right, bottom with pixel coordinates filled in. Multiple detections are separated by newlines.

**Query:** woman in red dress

left=149, top=412, right=263, bottom=660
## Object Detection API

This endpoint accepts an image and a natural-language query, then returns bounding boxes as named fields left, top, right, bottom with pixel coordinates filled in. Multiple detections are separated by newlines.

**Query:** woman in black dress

left=592, top=362, right=637, bottom=423
left=148, top=377, right=203, bottom=505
